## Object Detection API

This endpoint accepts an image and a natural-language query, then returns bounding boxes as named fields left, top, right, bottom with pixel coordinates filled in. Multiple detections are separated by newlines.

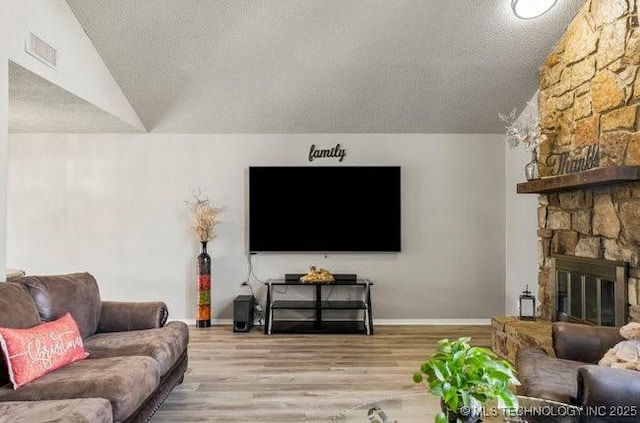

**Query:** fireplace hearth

left=551, top=255, right=627, bottom=327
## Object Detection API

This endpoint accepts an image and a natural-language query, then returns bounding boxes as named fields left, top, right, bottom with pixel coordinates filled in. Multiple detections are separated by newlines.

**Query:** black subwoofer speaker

left=233, top=295, right=254, bottom=332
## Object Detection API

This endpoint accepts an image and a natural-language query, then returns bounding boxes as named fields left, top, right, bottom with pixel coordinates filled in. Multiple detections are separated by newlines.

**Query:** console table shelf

left=271, top=300, right=367, bottom=310
left=263, top=278, right=374, bottom=335
left=270, top=321, right=367, bottom=334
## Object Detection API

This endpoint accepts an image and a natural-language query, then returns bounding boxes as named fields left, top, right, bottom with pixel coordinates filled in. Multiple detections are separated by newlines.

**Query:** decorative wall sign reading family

left=308, top=144, right=347, bottom=162
left=545, top=144, right=599, bottom=176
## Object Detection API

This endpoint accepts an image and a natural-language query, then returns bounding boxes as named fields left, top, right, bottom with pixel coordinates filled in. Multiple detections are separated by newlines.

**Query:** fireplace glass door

left=552, top=255, right=626, bottom=327
left=556, top=270, right=616, bottom=326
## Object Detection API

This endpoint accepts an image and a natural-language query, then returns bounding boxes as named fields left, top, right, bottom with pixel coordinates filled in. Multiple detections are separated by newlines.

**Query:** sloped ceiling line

left=60, top=0, right=585, bottom=134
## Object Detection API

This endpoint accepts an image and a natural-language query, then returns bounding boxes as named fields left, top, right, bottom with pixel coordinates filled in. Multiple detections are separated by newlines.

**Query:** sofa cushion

left=0, top=282, right=41, bottom=387
left=16, top=273, right=102, bottom=339
left=516, top=347, right=585, bottom=404
left=0, top=283, right=40, bottom=328
left=0, top=356, right=159, bottom=422
left=0, top=398, right=113, bottom=423
left=84, top=321, right=188, bottom=376
left=0, top=312, right=88, bottom=389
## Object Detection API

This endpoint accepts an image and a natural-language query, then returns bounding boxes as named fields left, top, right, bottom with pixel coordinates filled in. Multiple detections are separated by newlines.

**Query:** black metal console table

left=262, top=277, right=374, bottom=335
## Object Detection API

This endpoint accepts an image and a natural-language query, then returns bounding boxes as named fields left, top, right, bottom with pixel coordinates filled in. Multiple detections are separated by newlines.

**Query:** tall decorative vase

left=196, top=241, right=211, bottom=328
left=525, top=147, right=539, bottom=181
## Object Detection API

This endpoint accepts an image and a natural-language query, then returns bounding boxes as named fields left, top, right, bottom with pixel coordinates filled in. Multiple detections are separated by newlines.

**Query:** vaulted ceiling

left=9, top=62, right=142, bottom=133
left=61, top=0, right=584, bottom=134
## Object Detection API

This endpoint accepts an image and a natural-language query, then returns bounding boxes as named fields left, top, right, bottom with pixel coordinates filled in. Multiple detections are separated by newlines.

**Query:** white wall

left=0, top=35, right=8, bottom=281
left=504, top=96, right=539, bottom=315
left=7, top=133, right=505, bottom=321
left=4, top=0, right=144, bottom=131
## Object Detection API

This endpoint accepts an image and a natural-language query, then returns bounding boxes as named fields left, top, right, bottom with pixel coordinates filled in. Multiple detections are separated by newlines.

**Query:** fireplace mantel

left=516, top=166, right=640, bottom=194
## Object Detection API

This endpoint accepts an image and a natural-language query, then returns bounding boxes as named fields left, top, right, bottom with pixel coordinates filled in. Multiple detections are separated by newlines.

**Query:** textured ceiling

left=65, top=0, right=585, bottom=134
left=9, top=61, right=144, bottom=133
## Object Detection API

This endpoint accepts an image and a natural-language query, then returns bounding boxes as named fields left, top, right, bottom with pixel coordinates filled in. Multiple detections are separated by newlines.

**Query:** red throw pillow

left=0, top=312, right=88, bottom=389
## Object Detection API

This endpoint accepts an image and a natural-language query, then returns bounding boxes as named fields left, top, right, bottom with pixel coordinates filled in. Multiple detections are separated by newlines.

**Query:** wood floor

left=151, top=324, right=492, bottom=422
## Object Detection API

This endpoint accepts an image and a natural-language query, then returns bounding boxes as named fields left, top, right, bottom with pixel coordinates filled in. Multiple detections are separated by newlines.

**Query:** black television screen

left=248, top=166, right=401, bottom=253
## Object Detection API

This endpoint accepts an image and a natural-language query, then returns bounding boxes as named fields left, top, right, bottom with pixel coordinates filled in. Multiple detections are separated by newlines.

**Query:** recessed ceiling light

left=512, top=0, right=557, bottom=19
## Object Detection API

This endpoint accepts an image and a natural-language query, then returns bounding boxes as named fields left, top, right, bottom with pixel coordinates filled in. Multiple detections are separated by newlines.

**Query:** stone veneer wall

left=537, top=185, right=640, bottom=321
left=537, top=0, right=640, bottom=321
left=539, top=0, right=640, bottom=172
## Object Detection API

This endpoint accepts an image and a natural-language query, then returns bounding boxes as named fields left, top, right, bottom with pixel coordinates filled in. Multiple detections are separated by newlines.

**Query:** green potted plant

left=413, top=336, right=520, bottom=423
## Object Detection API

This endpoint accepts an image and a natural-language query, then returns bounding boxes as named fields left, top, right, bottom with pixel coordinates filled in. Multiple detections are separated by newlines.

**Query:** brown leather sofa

left=0, top=273, right=189, bottom=423
left=516, top=321, right=640, bottom=411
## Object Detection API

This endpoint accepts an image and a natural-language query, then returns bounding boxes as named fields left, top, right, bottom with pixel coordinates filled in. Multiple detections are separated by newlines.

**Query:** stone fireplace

left=535, top=184, right=640, bottom=322
left=492, top=0, right=640, bottom=363
left=529, top=0, right=640, bottom=323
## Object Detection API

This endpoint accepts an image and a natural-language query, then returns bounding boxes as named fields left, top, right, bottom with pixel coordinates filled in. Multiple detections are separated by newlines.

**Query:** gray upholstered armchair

left=516, top=321, right=640, bottom=413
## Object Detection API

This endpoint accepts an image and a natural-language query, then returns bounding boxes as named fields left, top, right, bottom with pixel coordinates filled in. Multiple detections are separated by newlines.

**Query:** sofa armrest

left=553, top=322, right=623, bottom=364
left=578, top=365, right=640, bottom=408
left=97, top=301, right=168, bottom=333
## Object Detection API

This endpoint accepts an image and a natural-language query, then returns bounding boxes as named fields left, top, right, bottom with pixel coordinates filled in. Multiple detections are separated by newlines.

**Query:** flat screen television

left=248, top=166, right=401, bottom=253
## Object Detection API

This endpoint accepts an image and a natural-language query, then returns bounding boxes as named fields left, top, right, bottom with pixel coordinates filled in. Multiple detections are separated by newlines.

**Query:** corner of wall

left=0, top=32, right=8, bottom=281
left=504, top=92, right=540, bottom=316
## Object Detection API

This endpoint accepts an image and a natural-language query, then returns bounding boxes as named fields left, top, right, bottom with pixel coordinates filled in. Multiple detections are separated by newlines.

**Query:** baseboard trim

left=374, top=319, right=491, bottom=325
left=171, top=319, right=232, bottom=326
left=171, top=318, right=490, bottom=326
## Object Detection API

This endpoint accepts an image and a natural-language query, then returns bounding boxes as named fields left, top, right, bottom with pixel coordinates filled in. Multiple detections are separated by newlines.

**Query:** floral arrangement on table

left=185, top=188, right=225, bottom=242
left=498, top=102, right=546, bottom=153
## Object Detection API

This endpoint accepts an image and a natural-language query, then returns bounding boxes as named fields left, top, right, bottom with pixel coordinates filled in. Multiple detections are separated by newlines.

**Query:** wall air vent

left=25, top=32, right=58, bottom=70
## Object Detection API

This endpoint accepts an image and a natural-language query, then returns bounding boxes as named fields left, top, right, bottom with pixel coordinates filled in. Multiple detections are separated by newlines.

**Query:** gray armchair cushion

left=16, top=273, right=102, bottom=339
left=84, top=321, right=189, bottom=376
left=0, top=356, right=159, bottom=422
left=516, top=347, right=585, bottom=404
left=577, top=365, right=640, bottom=407
left=0, top=282, right=41, bottom=386
left=553, top=322, right=623, bottom=364
left=0, top=398, right=113, bottom=423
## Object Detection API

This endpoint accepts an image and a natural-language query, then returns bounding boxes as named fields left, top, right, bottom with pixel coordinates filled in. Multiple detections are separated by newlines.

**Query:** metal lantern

left=519, top=285, right=536, bottom=321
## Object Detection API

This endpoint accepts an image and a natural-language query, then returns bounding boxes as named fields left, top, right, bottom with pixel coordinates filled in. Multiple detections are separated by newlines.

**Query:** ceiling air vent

left=25, top=32, right=57, bottom=70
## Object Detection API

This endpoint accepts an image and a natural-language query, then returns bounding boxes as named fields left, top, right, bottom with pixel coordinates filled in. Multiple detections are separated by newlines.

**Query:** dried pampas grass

left=185, top=189, right=224, bottom=242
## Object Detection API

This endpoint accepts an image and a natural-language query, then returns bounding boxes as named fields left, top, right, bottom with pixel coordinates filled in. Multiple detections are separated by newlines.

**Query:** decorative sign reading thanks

left=545, top=144, right=599, bottom=176
left=308, top=144, right=347, bottom=162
